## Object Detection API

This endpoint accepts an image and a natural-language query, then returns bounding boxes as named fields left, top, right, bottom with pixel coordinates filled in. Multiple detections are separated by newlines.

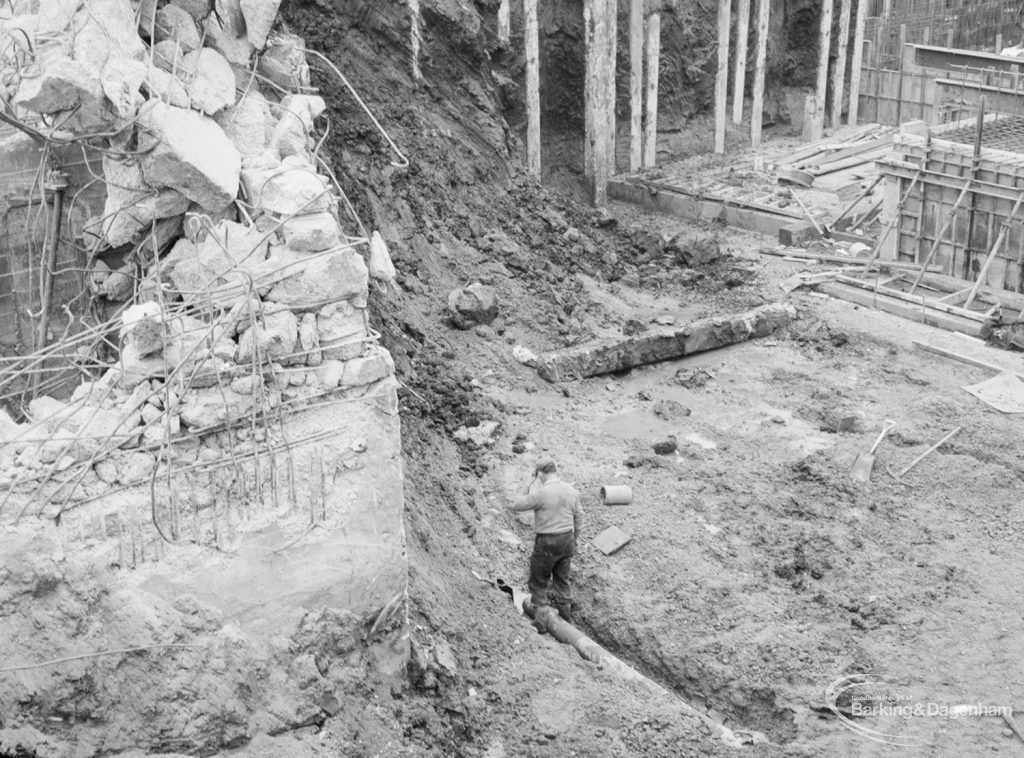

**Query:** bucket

left=601, top=484, right=632, bottom=505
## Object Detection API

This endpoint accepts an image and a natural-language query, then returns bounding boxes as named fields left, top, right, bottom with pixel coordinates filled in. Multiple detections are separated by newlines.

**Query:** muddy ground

left=6, top=0, right=1024, bottom=754
left=272, top=3, right=1024, bottom=756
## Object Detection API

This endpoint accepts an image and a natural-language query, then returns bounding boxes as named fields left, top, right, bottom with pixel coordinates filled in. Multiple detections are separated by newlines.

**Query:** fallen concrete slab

left=535, top=302, right=797, bottom=382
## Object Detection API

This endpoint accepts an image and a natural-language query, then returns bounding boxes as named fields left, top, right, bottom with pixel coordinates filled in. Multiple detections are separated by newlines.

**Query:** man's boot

left=554, top=602, right=573, bottom=624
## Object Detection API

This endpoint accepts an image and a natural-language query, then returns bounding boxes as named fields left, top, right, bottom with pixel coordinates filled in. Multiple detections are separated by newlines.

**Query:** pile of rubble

left=0, top=0, right=397, bottom=513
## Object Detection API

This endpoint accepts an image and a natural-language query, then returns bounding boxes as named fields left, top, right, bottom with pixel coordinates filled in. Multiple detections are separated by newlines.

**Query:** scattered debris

left=673, top=367, right=714, bottom=389
left=652, top=435, right=678, bottom=455
left=448, top=283, right=499, bottom=330
left=453, top=420, right=499, bottom=446
left=592, top=526, right=631, bottom=556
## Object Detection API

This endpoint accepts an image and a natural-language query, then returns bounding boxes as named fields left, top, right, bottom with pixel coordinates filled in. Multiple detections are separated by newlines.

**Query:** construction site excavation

left=4, top=0, right=1024, bottom=755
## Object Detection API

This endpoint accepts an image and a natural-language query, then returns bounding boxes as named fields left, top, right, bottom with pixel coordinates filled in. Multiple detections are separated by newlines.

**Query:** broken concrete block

left=592, top=526, right=631, bottom=556
left=240, top=0, right=282, bottom=48
left=448, top=283, right=498, bottom=330
left=178, top=48, right=236, bottom=115
left=340, top=346, right=394, bottom=387
left=266, top=249, right=368, bottom=309
left=100, top=57, right=146, bottom=120
left=71, top=0, right=146, bottom=70
left=282, top=212, right=342, bottom=252
left=99, top=154, right=190, bottom=247
left=163, top=219, right=269, bottom=294
left=241, top=157, right=334, bottom=216
left=152, top=39, right=186, bottom=72
left=269, top=94, right=325, bottom=158
left=235, top=309, right=298, bottom=364
left=317, top=359, right=344, bottom=389
left=154, top=4, right=201, bottom=52
left=170, top=0, right=211, bottom=22
left=136, top=101, right=241, bottom=211
left=120, top=302, right=164, bottom=358
left=298, top=312, right=321, bottom=366
left=215, top=89, right=273, bottom=167
left=99, top=266, right=134, bottom=301
left=143, top=67, right=190, bottom=108
left=12, top=57, right=114, bottom=133
left=205, top=0, right=255, bottom=65
left=368, top=231, right=397, bottom=283
left=177, top=386, right=254, bottom=428
left=317, top=301, right=365, bottom=361
left=257, top=34, right=309, bottom=91
left=229, top=374, right=263, bottom=394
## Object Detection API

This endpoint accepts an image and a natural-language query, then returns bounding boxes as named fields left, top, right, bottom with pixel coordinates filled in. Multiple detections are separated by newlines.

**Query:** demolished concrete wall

left=0, top=0, right=408, bottom=753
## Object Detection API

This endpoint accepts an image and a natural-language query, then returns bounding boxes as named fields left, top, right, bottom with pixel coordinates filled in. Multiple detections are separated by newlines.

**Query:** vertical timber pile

left=525, top=0, right=541, bottom=177
left=750, top=0, right=770, bottom=146
left=715, top=0, right=730, bottom=153
left=848, top=0, right=867, bottom=125
left=811, top=0, right=833, bottom=140
left=643, top=10, right=660, bottom=168
left=731, top=0, right=750, bottom=125
left=629, top=0, right=643, bottom=172
left=830, top=0, right=852, bottom=127
left=585, top=0, right=617, bottom=204
left=498, top=0, right=510, bottom=45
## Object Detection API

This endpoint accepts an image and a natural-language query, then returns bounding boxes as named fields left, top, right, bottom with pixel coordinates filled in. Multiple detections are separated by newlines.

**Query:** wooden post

left=995, top=33, right=1003, bottom=54
left=525, top=0, right=541, bottom=177
left=629, top=0, right=643, bottom=171
left=830, top=0, right=852, bottom=127
left=643, top=11, right=660, bottom=168
left=848, top=0, right=866, bottom=125
left=803, top=94, right=824, bottom=141
left=946, top=27, right=954, bottom=48
left=604, top=0, right=617, bottom=182
left=715, top=0, right=730, bottom=153
left=750, top=0, right=770, bottom=146
left=732, top=0, right=750, bottom=125
left=498, top=0, right=510, bottom=45
left=584, top=0, right=614, bottom=204
left=894, top=22, right=907, bottom=124
left=816, top=0, right=834, bottom=128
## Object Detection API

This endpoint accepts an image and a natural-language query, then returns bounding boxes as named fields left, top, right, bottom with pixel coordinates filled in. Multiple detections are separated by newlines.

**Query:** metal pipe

left=32, top=170, right=68, bottom=398
left=600, top=484, right=633, bottom=505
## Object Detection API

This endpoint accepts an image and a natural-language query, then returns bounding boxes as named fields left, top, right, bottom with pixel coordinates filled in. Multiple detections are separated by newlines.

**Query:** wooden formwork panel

left=857, top=68, right=936, bottom=126
left=884, top=140, right=1024, bottom=293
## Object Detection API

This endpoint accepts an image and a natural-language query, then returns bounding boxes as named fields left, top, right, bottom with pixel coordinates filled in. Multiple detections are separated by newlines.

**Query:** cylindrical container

left=601, top=485, right=633, bottom=505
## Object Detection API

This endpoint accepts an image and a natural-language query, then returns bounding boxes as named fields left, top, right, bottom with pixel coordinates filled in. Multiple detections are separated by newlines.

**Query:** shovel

left=850, top=419, right=896, bottom=482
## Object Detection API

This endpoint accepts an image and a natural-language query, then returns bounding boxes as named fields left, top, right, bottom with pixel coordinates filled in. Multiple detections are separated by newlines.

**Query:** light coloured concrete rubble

left=99, top=155, right=190, bottom=247
left=12, top=58, right=114, bottom=132
left=153, top=4, right=201, bottom=52
left=205, top=0, right=254, bottom=65
left=318, top=301, right=366, bottom=361
left=99, top=57, right=147, bottom=119
left=137, top=101, right=241, bottom=211
left=179, top=48, right=236, bottom=115
left=70, top=0, right=145, bottom=69
left=257, top=34, right=309, bottom=91
left=235, top=308, right=298, bottom=364
left=282, top=212, right=343, bottom=252
left=215, top=89, right=273, bottom=166
left=239, top=0, right=282, bottom=49
left=266, top=249, right=368, bottom=309
left=170, top=0, right=211, bottom=23
left=242, top=157, right=335, bottom=216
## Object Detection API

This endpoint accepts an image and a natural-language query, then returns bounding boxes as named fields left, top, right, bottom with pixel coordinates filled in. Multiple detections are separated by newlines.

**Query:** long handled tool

left=850, top=419, right=896, bottom=482
left=887, top=427, right=961, bottom=484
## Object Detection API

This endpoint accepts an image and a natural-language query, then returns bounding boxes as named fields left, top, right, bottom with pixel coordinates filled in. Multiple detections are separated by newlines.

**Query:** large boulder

left=265, top=249, right=368, bottom=310
left=136, top=101, right=241, bottom=211
left=99, top=57, right=147, bottom=120
left=71, top=0, right=146, bottom=70
left=268, top=94, right=325, bottom=159
left=340, top=347, right=394, bottom=388
left=447, top=283, right=498, bottom=329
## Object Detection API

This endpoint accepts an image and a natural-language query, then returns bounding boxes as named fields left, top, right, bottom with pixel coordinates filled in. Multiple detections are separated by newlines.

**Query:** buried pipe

left=504, top=591, right=767, bottom=748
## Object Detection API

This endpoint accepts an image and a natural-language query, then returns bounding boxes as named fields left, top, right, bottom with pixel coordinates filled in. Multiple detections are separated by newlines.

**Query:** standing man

left=509, top=459, right=584, bottom=625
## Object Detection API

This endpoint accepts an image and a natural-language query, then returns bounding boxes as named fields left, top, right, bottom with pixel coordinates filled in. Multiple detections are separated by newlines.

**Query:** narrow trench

left=491, top=578, right=799, bottom=745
